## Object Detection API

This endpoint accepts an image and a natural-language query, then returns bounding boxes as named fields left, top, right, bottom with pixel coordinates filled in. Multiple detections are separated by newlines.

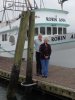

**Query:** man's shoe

left=45, top=76, right=47, bottom=78
left=36, top=73, right=41, bottom=76
left=42, top=75, right=45, bottom=77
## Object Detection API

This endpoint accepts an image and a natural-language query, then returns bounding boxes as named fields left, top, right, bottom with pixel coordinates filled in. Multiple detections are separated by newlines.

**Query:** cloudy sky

left=0, top=0, right=75, bottom=32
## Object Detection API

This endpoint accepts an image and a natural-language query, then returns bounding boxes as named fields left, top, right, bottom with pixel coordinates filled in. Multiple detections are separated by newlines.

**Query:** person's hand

left=45, top=56, right=48, bottom=59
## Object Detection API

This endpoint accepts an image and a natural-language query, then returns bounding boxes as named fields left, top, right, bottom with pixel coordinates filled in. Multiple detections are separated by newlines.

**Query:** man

left=34, top=34, right=43, bottom=76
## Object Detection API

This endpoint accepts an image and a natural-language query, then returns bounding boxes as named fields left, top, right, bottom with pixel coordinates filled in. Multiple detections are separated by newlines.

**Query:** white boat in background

left=0, top=0, right=75, bottom=67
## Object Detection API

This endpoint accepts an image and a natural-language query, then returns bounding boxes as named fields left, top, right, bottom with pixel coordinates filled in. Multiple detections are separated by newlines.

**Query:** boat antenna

left=58, top=0, right=68, bottom=10
left=40, top=0, right=45, bottom=9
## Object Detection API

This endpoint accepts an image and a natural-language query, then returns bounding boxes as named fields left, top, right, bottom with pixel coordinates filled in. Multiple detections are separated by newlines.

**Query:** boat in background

left=0, top=0, right=75, bottom=67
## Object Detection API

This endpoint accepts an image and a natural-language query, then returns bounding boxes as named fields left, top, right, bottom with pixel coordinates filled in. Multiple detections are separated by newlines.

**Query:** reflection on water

left=0, top=79, right=21, bottom=100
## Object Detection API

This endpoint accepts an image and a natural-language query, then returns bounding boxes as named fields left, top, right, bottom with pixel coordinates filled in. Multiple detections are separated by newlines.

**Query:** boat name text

left=51, top=35, right=66, bottom=41
left=50, top=34, right=75, bottom=42
left=46, top=17, right=66, bottom=22
left=70, top=34, right=75, bottom=39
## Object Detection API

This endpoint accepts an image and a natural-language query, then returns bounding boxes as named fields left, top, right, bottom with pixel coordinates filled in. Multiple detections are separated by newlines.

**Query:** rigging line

left=2, top=0, right=7, bottom=22
left=3, top=0, right=12, bottom=29
left=58, top=0, right=61, bottom=4
left=5, top=10, right=11, bottom=29
left=15, top=0, right=16, bottom=11
left=18, top=0, right=20, bottom=11
left=24, top=0, right=27, bottom=9
left=25, top=0, right=28, bottom=9
left=12, top=0, right=15, bottom=20
left=40, top=0, right=45, bottom=8
left=27, top=0, right=32, bottom=10
left=40, top=0, right=41, bottom=8
left=0, top=10, right=4, bottom=12
left=0, top=46, right=14, bottom=55
left=34, top=0, right=38, bottom=9
left=2, top=9, right=6, bottom=22
left=23, top=0, right=26, bottom=11
left=42, top=0, right=45, bottom=8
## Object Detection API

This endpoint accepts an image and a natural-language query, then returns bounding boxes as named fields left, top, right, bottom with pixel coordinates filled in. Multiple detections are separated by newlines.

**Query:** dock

left=0, top=56, right=75, bottom=99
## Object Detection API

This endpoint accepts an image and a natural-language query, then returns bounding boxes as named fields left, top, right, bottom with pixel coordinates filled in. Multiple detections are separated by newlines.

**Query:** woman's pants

left=41, top=59, right=49, bottom=76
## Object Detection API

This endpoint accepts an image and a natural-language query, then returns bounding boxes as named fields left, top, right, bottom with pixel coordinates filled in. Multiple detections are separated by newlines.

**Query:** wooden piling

left=26, top=11, right=35, bottom=84
left=7, top=11, right=30, bottom=100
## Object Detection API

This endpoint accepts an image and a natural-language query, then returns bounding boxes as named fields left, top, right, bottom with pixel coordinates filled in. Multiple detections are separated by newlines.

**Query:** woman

left=39, top=37, right=52, bottom=78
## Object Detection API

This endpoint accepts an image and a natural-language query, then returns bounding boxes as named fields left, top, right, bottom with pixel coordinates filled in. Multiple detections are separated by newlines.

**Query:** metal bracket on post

left=21, top=81, right=37, bottom=87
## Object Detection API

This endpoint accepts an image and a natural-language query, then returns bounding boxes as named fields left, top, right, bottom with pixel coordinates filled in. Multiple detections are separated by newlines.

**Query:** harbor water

left=50, top=48, right=75, bottom=68
left=0, top=78, right=71, bottom=100
left=1, top=43, right=75, bottom=68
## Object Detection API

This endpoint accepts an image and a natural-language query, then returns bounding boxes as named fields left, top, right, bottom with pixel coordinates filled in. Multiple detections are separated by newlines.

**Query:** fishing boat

left=0, top=0, right=75, bottom=67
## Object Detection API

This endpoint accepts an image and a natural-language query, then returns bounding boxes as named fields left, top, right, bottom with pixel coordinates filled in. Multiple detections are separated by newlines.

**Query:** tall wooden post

left=7, top=11, right=30, bottom=100
left=26, top=11, right=35, bottom=84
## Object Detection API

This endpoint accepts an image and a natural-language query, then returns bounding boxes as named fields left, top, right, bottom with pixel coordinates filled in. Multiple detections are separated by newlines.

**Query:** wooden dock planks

left=0, top=56, right=75, bottom=99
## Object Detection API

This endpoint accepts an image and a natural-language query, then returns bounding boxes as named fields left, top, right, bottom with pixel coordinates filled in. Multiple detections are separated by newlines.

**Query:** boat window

left=53, top=27, right=57, bottom=35
left=9, top=35, right=15, bottom=45
left=58, top=27, right=62, bottom=35
left=35, top=27, right=38, bottom=36
left=63, top=28, right=66, bottom=34
left=2, top=34, right=7, bottom=41
left=40, top=27, right=45, bottom=35
left=47, top=27, right=51, bottom=35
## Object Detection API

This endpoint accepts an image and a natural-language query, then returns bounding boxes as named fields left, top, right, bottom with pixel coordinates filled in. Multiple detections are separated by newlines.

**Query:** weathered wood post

left=21, top=11, right=35, bottom=97
left=26, top=11, right=35, bottom=84
left=7, top=11, right=30, bottom=100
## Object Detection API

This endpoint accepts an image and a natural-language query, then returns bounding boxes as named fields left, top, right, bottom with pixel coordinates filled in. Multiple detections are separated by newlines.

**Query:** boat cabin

left=35, top=8, right=69, bottom=36
left=0, top=8, right=69, bottom=45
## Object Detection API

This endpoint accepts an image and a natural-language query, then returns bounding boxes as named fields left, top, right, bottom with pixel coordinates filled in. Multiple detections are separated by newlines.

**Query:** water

left=0, top=78, right=71, bottom=100
left=1, top=45, right=75, bottom=68
left=33, top=47, right=75, bottom=68
left=50, top=48, right=75, bottom=68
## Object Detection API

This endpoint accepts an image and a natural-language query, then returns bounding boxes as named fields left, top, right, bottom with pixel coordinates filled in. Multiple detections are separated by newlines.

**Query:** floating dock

left=0, top=57, right=75, bottom=99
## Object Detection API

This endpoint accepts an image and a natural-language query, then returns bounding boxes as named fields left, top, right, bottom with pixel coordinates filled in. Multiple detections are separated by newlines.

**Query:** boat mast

left=1, top=0, right=38, bottom=28
left=3, top=0, right=38, bottom=11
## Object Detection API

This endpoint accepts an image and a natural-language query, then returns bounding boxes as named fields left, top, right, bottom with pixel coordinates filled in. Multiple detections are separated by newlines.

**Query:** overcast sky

left=0, top=0, right=75, bottom=32
left=35, top=0, right=75, bottom=33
